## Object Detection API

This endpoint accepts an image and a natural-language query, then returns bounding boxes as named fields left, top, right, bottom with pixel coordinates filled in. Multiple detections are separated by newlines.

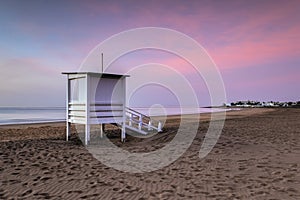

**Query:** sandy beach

left=0, top=108, right=299, bottom=199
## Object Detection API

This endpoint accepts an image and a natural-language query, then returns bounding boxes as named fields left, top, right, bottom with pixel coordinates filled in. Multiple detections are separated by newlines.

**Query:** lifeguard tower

left=62, top=72, right=162, bottom=145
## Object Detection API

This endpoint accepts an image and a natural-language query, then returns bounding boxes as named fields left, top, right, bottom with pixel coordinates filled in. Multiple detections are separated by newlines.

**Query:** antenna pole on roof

left=101, top=53, right=104, bottom=73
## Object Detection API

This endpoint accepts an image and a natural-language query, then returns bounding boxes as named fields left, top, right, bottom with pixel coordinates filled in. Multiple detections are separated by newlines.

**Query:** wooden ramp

left=122, top=107, right=162, bottom=135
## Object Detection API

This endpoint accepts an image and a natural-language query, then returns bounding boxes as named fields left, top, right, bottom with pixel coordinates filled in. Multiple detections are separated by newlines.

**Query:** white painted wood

left=68, top=117, right=86, bottom=124
left=121, top=125, right=126, bottom=142
left=89, top=117, right=123, bottom=124
left=122, top=77, right=126, bottom=142
left=100, top=124, right=103, bottom=138
left=124, top=107, right=162, bottom=132
left=63, top=72, right=131, bottom=144
left=69, top=74, right=86, bottom=80
left=69, top=107, right=85, bottom=111
left=85, top=74, right=90, bottom=145
left=69, top=110, right=124, bottom=118
left=90, top=105, right=123, bottom=111
left=158, top=121, right=162, bottom=132
left=148, top=121, right=152, bottom=131
left=66, top=75, right=70, bottom=141
left=138, top=114, right=142, bottom=130
left=129, top=113, right=132, bottom=127
left=69, top=102, right=85, bottom=105
left=69, top=111, right=86, bottom=117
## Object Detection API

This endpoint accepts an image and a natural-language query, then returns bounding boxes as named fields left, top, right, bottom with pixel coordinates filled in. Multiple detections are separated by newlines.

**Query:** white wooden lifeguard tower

left=62, top=72, right=162, bottom=145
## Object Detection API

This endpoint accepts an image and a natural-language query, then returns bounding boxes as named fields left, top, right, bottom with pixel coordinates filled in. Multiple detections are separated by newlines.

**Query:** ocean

left=0, top=107, right=66, bottom=125
left=0, top=107, right=230, bottom=125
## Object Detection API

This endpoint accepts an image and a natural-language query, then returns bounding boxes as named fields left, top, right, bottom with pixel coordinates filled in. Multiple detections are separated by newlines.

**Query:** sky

left=0, top=0, right=299, bottom=107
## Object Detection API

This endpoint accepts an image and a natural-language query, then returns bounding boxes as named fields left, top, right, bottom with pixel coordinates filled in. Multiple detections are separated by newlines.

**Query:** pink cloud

left=87, top=1, right=299, bottom=72
left=210, top=25, right=300, bottom=69
left=203, top=2, right=300, bottom=69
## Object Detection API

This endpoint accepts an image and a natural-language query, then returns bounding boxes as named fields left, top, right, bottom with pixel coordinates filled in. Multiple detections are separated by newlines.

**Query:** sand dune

left=0, top=108, right=299, bottom=199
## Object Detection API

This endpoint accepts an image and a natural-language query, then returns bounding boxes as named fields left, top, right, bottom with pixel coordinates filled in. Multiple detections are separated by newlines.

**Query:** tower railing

left=125, top=107, right=162, bottom=133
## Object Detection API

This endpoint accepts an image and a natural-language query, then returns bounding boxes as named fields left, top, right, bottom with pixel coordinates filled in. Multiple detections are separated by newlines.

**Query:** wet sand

left=0, top=108, right=299, bottom=199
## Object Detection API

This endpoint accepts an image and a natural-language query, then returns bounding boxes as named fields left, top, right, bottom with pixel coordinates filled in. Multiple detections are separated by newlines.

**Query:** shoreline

left=0, top=107, right=237, bottom=127
left=0, top=107, right=274, bottom=129
left=0, top=107, right=268, bottom=129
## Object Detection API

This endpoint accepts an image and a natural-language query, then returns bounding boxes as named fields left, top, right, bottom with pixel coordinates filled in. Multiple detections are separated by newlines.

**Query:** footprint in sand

left=33, top=192, right=51, bottom=199
left=21, top=189, right=33, bottom=197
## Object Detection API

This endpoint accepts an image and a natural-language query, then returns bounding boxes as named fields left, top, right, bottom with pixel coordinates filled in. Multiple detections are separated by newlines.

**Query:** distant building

left=229, top=100, right=299, bottom=108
